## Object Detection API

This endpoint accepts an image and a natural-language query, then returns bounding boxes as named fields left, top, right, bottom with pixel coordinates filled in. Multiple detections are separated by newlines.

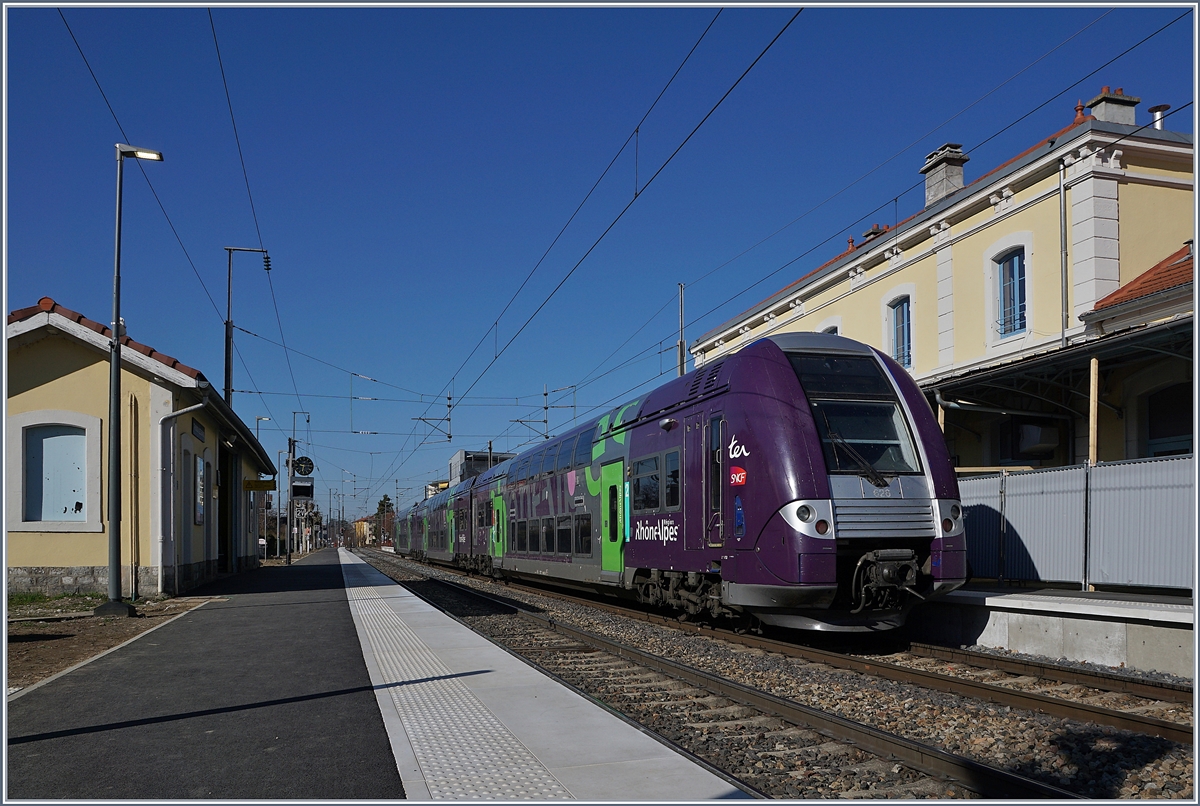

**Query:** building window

left=24, top=425, right=86, bottom=521
left=823, top=326, right=839, bottom=335
left=997, top=249, right=1026, bottom=336
left=7, top=409, right=103, bottom=533
left=1147, top=382, right=1193, bottom=456
left=890, top=297, right=912, bottom=368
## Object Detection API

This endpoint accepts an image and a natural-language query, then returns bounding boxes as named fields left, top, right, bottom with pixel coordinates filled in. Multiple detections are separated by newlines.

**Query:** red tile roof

left=8, top=296, right=205, bottom=381
left=1092, top=246, right=1194, bottom=313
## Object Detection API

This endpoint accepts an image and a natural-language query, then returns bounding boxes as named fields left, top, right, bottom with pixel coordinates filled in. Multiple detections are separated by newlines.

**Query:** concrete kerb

left=6, top=600, right=212, bottom=703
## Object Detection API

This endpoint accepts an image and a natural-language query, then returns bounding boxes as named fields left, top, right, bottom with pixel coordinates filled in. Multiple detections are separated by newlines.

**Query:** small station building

left=7, top=296, right=277, bottom=597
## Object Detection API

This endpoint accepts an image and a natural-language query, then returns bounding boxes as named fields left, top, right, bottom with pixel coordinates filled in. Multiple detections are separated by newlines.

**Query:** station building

left=692, top=88, right=1193, bottom=470
left=7, top=296, right=277, bottom=597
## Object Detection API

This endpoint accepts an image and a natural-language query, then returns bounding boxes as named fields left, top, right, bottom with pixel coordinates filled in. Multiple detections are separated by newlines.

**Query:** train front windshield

left=786, top=353, right=922, bottom=476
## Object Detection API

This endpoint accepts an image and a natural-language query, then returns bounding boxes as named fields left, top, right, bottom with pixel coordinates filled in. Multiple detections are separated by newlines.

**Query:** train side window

left=543, top=517, right=556, bottom=553
left=632, top=456, right=660, bottom=512
left=530, top=451, right=545, bottom=480
left=709, top=416, right=723, bottom=512
left=608, top=485, right=619, bottom=542
left=517, top=519, right=528, bottom=552
left=573, top=434, right=592, bottom=468
left=531, top=519, right=543, bottom=552
left=487, top=501, right=494, bottom=527
left=556, top=515, right=572, bottom=554
left=542, top=445, right=559, bottom=476
left=574, top=513, right=592, bottom=555
left=557, top=436, right=577, bottom=472
left=665, top=450, right=680, bottom=509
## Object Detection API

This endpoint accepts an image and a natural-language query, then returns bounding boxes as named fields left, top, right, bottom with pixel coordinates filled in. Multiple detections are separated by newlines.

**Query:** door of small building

left=600, top=459, right=625, bottom=574
left=218, top=447, right=234, bottom=572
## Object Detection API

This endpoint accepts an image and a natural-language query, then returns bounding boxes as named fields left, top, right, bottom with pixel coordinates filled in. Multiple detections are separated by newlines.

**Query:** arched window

left=997, top=248, right=1026, bottom=336
left=889, top=297, right=911, bottom=368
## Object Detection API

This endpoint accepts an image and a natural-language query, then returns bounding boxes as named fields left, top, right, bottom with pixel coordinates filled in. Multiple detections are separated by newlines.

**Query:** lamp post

left=224, top=247, right=270, bottom=408
left=97, top=144, right=162, bottom=618
left=255, top=416, right=270, bottom=441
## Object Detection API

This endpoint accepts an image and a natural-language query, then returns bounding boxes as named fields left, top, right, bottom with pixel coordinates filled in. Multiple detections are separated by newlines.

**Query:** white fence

left=959, top=455, right=1195, bottom=591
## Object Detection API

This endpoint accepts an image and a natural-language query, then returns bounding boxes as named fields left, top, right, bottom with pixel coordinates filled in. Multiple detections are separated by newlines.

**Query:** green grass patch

left=8, top=591, right=105, bottom=607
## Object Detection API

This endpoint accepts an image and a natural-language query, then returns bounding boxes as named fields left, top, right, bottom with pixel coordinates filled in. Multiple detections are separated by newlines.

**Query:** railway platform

left=909, top=583, right=1194, bottom=679
left=339, top=549, right=747, bottom=800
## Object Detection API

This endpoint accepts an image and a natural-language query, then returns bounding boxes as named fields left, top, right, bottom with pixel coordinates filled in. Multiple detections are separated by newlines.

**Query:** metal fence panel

left=1088, top=455, right=1195, bottom=590
left=1003, top=466, right=1087, bottom=583
left=960, top=474, right=1001, bottom=579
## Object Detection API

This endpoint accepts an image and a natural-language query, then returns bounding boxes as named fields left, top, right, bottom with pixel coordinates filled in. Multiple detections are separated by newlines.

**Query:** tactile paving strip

left=342, top=560, right=573, bottom=800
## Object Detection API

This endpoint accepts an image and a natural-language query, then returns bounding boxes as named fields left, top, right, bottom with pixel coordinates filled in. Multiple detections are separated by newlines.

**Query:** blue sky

left=5, top=5, right=1195, bottom=518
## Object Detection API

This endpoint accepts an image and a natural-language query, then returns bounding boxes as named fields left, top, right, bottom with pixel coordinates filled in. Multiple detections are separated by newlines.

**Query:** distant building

left=448, top=448, right=516, bottom=485
left=7, top=297, right=277, bottom=596
left=692, top=88, right=1193, bottom=467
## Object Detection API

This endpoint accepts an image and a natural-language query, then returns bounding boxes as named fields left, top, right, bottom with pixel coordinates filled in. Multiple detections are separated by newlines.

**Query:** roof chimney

left=1085, top=86, right=1141, bottom=126
left=920, top=143, right=969, bottom=207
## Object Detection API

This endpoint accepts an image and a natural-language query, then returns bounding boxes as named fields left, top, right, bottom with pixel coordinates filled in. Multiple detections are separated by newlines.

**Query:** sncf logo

left=730, top=466, right=747, bottom=486
left=728, top=435, right=750, bottom=459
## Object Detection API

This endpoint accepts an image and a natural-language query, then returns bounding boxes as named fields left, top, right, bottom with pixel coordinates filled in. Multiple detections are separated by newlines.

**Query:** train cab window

left=543, top=517, right=556, bottom=552
left=573, top=434, right=592, bottom=468
left=664, top=450, right=680, bottom=509
left=532, top=519, right=545, bottom=552
left=574, top=513, right=592, bottom=555
left=557, top=436, right=577, bottom=472
left=542, top=445, right=559, bottom=476
left=632, top=456, right=660, bottom=512
left=516, top=520, right=527, bottom=552
left=709, top=416, right=723, bottom=512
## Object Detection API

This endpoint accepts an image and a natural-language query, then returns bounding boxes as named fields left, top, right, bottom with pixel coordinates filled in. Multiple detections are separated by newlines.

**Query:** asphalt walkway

left=6, top=549, right=405, bottom=799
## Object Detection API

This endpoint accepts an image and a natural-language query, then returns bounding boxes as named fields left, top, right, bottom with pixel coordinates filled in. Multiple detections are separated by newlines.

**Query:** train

left=395, top=332, right=967, bottom=631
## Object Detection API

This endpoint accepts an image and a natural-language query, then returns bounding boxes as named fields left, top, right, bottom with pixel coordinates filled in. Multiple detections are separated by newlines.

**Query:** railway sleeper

left=688, top=715, right=785, bottom=731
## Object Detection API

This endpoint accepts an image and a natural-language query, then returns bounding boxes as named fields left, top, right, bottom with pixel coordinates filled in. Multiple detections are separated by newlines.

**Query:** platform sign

left=244, top=479, right=276, bottom=491
left=291, top=478, right=314, bottom=500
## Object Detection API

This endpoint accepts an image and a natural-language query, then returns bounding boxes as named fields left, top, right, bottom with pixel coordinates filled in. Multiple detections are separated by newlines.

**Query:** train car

left=400, top=333, right=965, bottom=631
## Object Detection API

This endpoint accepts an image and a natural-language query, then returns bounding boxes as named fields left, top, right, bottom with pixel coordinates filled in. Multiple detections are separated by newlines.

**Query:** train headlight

left=951, top=504, right=961, bottom=520
left=942, top=518, right=954, bottom=533
left=779, top=500, right=834, bottom=538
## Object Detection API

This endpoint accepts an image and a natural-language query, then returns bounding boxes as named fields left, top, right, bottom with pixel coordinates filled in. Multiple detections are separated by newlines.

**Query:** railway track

left=390, top=569, right=1074, bottom=798
left=376, top=553, right=1191, bottom=744
left=358, top=550, right=1194, bottom=798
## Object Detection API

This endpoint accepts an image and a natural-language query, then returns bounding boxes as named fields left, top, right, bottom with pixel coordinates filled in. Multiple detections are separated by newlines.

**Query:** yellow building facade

left=693, top=89, right=1193, bottom=469
left=7, top=297, right=277, bottom=596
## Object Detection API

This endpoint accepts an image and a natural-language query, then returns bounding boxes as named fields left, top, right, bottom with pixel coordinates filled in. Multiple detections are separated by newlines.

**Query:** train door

left=683, top=413, right=705, bottom=550
left=489, top=490, right=505, bottom=562
left=600, top=459, right=625, bottom=574
left=706, top=414, right=725, bottom=547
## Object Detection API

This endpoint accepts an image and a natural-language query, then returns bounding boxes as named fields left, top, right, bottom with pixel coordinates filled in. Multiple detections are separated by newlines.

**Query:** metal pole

left=102, top=149, right=131, bottom=615
left=678, top=282, right=686, bottom=376
left=1088, top=356, right=1099, bottom=466
left=287, top=436, right=294, bottom=565
left=225, top=248, right=234, bottom=406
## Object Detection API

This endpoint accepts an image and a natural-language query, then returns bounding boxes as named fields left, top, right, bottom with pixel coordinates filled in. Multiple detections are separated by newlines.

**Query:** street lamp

left=97, top=144, right=162, bottom=618
left=255, top=416, right=270, bottom=441
left=224, top=247, right=270, bottom=408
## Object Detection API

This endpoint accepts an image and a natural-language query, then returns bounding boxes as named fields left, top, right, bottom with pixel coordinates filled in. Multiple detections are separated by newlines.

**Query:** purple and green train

left=397, top=333, right=967, bottom=632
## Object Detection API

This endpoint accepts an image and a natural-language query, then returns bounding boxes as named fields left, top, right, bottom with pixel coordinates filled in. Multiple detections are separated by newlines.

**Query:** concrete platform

left=339, top=550, right=748, bottom=800
left=909, top=585, right=1194, bottom=679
